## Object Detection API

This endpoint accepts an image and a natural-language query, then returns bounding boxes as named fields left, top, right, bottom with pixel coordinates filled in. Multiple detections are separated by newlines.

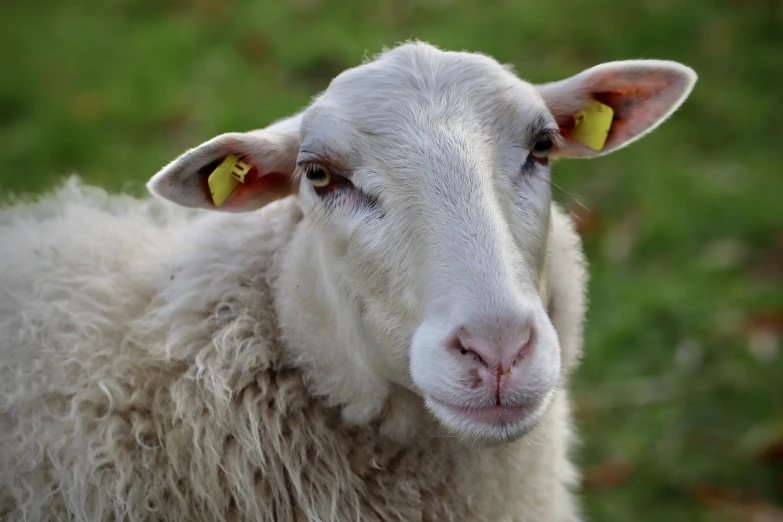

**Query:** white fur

left=1, top=41, right=696, bottom=520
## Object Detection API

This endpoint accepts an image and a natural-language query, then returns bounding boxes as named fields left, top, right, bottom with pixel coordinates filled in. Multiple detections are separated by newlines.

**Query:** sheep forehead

left=299, top=43, right=553, bottom=185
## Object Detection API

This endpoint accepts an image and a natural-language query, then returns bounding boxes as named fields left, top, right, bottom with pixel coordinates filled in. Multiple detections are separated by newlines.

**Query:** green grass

left=2, top=0, right=782, bottom=519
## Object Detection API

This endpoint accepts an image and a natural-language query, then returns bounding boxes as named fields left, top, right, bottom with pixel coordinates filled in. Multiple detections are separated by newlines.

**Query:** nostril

left=449, top=336, right=489, bottom=368
left=449, top=321, right=536, bottom=370
left=512, top=326, right=536, bottom=367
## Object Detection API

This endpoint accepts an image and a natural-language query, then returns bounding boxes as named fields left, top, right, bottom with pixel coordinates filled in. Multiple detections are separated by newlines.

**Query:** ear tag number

left=572, top=99, right=614, bottom=151
left=208, top=155, right=252, bottom=206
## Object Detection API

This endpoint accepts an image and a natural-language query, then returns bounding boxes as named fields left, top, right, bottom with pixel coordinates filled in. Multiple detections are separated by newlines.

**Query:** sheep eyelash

left=297, top=162, right=384, bottom=218
left=542, top=129, right=565, bottom=149
left=295, top=161, right=330, bottom=183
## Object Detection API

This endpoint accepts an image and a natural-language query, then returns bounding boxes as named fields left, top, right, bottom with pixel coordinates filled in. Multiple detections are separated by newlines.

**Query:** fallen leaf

left=758, top=439, right=783, bottom=465
left=693, top=483, right=753, bottom=509
left=692, top=484, right=783, bottom=522
left=747, top=310, right=783, bottom=362
left=748, top=311, right=783, bottom=334
left=582, top=460, right=631, bottom=491
left=568, top=206, right=603, bottom=236
left=240, top=32, right=271, bottom=66
left=749, top=232, right=783, bottom=282
left=195, top=0, right=231, bottom=23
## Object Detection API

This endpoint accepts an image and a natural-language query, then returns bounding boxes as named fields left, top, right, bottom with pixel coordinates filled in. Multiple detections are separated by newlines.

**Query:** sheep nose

left=450, top=321, right=535, bottom=372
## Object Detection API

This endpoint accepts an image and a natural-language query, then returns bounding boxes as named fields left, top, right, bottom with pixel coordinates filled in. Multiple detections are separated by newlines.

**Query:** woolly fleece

left=0, top=178, right=585, bottom=521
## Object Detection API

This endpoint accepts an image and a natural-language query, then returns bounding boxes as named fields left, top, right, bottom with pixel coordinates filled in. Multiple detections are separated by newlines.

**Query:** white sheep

left=0, top=41, right=696, bottom=521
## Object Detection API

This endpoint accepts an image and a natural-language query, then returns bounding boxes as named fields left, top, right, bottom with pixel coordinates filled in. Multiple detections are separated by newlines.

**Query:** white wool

left=0, top=179, right=582, bottom=521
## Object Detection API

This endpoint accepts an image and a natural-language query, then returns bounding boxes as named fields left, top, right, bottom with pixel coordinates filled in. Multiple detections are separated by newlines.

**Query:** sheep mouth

left=432, top=399, right=537, bottom=425
left=424, top=395, right=549, bottom=444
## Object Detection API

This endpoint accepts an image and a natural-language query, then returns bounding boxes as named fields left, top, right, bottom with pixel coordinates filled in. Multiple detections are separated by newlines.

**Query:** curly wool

left=0, top=178, right=584, bottom=521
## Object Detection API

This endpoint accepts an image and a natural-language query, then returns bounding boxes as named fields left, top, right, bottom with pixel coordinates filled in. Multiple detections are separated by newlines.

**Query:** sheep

left=0, top=41, right=696, bottom=522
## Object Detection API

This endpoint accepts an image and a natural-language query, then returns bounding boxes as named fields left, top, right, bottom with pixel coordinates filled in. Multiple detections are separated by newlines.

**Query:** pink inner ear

left=554, top=114, right=578, bottom=142
left=193, top=156, right=295, bottom=212
left=544, top=63, right=693, bottom=157
left=595, top=89, right=663, bottom=149
left=218, top=168, right=294, bottom=211
left=589, top=69, right=683, bottom=150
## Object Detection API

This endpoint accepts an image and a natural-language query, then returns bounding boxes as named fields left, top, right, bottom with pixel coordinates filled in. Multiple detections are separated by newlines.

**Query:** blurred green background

left=2, top=0, right=782, bottom=519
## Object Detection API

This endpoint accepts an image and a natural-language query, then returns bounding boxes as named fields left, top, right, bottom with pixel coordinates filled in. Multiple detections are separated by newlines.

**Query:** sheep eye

left=305, top=166, right=333, bottom=188
left=531, top=136, right=553, bottom=159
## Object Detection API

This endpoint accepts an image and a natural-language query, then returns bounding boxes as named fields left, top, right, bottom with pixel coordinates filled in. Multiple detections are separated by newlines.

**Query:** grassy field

left=2, top=0, right=782, bottom=519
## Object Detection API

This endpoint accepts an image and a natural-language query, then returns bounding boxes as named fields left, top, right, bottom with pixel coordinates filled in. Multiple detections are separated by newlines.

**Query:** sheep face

left=295, top=46, right=560, bottom=443
left=149, top=42, right=696, bottom=444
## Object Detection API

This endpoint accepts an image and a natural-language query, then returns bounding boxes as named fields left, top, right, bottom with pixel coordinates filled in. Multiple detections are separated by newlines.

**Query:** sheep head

left=149, top=42, right=696, bottom=444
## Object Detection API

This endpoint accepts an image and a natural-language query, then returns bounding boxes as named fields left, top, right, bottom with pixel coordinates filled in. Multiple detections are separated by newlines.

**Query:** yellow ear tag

left=572, top=99, right=614, bottom=151
left=207, top=155, right=252, bottom=207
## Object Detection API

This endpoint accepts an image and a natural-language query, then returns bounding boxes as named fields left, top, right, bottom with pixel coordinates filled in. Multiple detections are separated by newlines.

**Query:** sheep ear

left=147, top=121, right=301, bottom=212
left=537, top=60, right=697, bottom=158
